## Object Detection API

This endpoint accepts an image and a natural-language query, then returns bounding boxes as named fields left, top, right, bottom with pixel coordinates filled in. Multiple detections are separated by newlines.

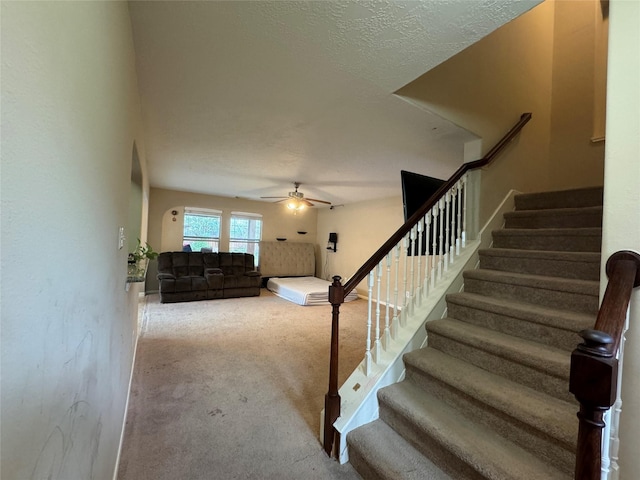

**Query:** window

left=229, top=212, right=262, bottom=263
left=183, top=208, right=221, bottom=252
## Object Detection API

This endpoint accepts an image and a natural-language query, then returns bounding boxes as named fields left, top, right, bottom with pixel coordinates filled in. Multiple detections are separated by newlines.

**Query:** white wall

left=1, top=3, right=146, bottom=479
left=603, top=1, right=640, bottom=476
left=316, top=196, right=405, bottom=295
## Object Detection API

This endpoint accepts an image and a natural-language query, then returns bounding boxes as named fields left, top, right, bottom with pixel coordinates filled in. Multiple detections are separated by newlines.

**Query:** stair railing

left=323, top=112, right=532, bottom=456
left=570, top=250, right=640, bottom=480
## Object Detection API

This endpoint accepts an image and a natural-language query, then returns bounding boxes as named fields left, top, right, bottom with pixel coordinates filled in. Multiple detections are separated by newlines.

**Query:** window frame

left=182, top=207, right=222, bottom=253
left=229, top=211, right=263, bottom=263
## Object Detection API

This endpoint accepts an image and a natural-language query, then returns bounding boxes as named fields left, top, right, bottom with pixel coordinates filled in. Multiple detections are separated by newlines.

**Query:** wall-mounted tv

left=401, top=170, right=445, bottom=222
left=400, top=170, right=451, bottom=256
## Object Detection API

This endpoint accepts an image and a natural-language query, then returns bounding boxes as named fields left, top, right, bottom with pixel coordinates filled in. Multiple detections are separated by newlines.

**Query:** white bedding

left=267, top=276, right=359, bottom=306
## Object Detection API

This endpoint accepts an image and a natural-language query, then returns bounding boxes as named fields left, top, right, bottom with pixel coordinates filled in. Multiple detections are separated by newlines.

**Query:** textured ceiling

left=128, top=0, right=540, bottom=206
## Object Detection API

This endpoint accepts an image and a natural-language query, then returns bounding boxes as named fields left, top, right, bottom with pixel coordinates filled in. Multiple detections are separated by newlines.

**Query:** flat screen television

left=401, top=170, right=445, bottom=222
left=400, top=170, right=447, bottom=256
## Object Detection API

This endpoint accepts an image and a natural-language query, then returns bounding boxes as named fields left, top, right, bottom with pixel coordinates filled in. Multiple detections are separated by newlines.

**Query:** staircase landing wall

left=395, top=0, right=606, bottom=228
left=602, top=1, right=640, bottom=475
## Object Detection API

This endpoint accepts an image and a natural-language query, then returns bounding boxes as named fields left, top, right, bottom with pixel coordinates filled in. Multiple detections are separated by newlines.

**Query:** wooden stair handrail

left=323, top=112, right=532, bottom=456
left=342, top=112, right=532, bottom=296
left=570, top=250, right=640, bottom=480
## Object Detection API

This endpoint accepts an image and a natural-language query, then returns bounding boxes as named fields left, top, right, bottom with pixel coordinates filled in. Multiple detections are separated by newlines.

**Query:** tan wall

left=146, top=188, right=319, bottom=291
left=316, top=196, right=405, bottom=295
left=1, top=2, right=148, bottom=478
left=548, top=0, right=606, bottom=189
left=395, top=0, right=605, bottom=226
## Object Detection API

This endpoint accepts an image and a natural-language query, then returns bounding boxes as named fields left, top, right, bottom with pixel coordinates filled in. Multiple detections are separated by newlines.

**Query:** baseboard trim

left=112, top=298, right=145, bottom=480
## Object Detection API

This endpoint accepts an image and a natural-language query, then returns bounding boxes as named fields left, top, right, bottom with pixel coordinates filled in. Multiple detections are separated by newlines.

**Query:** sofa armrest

left=157, top=273, right=175, bottom=281
left=244, top=270, right=261, bottom=277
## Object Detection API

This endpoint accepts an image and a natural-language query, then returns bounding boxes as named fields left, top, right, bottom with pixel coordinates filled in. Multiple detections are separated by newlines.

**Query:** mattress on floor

left=266, top=276, right=359, bottom=306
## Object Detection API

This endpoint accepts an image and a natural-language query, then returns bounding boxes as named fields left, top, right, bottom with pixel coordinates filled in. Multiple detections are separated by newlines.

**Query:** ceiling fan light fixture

left=260, top=182, right=330, bottom=211
left=286, top=198, right=305, bottom=211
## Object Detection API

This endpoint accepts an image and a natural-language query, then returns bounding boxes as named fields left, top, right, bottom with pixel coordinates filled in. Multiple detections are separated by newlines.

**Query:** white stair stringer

left=323, top=189, right=519, bottom=464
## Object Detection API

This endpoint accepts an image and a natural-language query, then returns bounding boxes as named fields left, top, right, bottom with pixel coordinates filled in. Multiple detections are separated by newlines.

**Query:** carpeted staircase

left=347, top=187, right=603, bottom=480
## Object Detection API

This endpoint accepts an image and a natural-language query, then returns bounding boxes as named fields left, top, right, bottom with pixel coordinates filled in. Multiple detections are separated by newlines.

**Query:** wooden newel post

left=569, top=329, right=618, bottom=480
left=569, top=251, right=640, bottom=479
left=324, top=275, right=345, bottom=457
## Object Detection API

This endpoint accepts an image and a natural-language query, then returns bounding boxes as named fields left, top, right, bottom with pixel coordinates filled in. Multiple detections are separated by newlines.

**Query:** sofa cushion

left=169, top=252, right=191, bottom=277
left=157, top=253, right=176, bottom=277
left=224, top=274, right=255, bottom=289
left=157, top=252, right=206, bottom=277
left=174, top=276, right=193, bottom=292
left=203, top=253, right=221, bottom=269
left=188, top=253, right=205, bottom=276
left=191, top=276, right=208, bottom=291
left=219, top=252, right=257, bottom=276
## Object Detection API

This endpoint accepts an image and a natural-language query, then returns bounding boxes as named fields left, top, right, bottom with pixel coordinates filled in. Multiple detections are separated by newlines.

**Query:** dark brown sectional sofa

left=157, top=251, right=261, bottom=303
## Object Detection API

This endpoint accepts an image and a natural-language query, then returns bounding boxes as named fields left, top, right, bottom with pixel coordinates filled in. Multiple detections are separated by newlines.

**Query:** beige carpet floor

left=117, top=289, right=369, bottom=480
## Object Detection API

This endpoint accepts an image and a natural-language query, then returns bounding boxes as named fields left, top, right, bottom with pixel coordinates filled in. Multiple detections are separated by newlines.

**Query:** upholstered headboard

left=259, top=241, right=315, bottom=278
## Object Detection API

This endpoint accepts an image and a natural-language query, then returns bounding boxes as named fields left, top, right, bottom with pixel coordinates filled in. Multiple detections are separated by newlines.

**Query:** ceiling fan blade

left=260, top=196, right=288, bottom=199
left=306, top=197, right=332, bottom=205
left=301, top=199, right=314, bottom=207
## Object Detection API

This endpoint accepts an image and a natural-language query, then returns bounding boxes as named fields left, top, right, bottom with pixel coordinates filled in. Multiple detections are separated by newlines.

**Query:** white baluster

left=448, top=186, right=456, bottom=263
left=456, top=180, right=462, bottom=256
left=364, top=270, right=374, bottom=376
left=401, top=233, right=410, bottom=327
left=392, top=243, right=401, bottom=337
left=373, top=262, right=382, bottom=363
left=384, top=253, right=392, bottom=349
left=444, top=190, right=451, bottom=270
left=605, top=316, right=629, bottom=480
left=438, top=198, right=444, bottom=280
left=416, top=219, right=423, bottom=307
left=409, top=225, right=416, bottom=315
left=462, top=173, right=468, bottom=248
left=431, top=205, right=438, bottom=288
left=424, top=211, right=431, bottom=297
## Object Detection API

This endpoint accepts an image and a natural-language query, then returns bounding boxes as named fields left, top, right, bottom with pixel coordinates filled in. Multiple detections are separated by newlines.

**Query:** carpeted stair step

left=400, top=348, right=577, bottom=475
left=463, top=269, right=599, bottom=315
left=346, top=186, right=603, bottom=479
left=377, top=379, right=571, bottom=480
left=426, top=318, right=572, bottom=402
left=347, top=419, right=453, bottom=480
left=504, top=206, right=602, bottom=229
left=446, top=292, right=593, bottom=352
left=492, top=227, right=602, bottom=252
left=478, top=248, right=601, bottom=281
left=514, top=186, right=603, bottom=211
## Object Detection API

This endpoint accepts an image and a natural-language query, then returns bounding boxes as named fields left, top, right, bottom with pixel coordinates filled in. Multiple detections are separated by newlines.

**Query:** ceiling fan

left=261, top=182, right=331, bottom=210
